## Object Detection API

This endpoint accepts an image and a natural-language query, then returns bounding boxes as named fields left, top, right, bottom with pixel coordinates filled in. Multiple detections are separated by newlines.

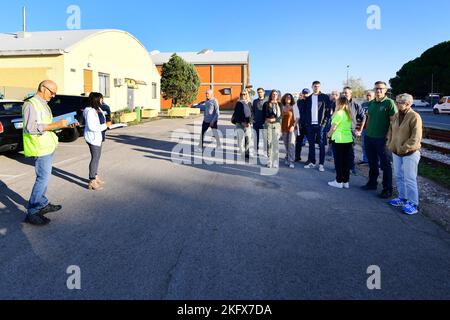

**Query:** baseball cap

left=302, top=88, right=311, bottom=95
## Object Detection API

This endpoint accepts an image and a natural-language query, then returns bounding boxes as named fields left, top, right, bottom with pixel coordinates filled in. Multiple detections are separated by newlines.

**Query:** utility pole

left=23, top=6, right=26, bottom=33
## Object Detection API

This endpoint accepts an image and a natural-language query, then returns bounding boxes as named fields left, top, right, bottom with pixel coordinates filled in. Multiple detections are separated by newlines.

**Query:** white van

left=433, top=96, right=450, bottom=114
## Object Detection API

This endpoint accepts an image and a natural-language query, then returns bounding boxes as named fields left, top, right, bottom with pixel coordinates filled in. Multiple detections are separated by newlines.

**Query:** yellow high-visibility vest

left=22, top=97, right=58, bottom=157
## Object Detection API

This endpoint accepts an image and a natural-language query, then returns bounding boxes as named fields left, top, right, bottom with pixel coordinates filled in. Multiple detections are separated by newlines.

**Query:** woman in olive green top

left=327, top=97, right=353, bottom=189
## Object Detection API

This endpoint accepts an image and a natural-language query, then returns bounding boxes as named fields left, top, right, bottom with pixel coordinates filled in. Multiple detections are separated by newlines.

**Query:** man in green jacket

left=23, top=80, right=69, bottom=226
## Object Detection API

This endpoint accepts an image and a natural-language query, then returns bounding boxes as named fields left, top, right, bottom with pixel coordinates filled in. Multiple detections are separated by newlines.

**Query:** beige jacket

left=387, top=108, right=422, bottom=156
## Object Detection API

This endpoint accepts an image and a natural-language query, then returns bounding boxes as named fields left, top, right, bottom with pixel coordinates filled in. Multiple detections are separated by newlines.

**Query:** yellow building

left=0, top=29, right=161, bottom=112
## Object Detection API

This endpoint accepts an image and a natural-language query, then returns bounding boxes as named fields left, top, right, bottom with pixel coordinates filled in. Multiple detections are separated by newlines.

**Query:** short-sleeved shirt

left=331, top=110, right=353, bottom=144
left=366, top=97, right=398, bottom=138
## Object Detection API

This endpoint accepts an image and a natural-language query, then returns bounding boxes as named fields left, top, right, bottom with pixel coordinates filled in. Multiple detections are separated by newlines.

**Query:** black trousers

left=295, top=124, right=307, bottom=161
left=332, top=142, right=353, bottom=183
left=200, top=121, right=218, bottom=148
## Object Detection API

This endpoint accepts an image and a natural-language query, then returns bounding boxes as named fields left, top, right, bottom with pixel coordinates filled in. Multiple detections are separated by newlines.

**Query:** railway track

left=421, top=127, right=450, bottom=169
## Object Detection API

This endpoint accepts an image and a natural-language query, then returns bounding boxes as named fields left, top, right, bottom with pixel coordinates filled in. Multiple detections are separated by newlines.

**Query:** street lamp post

left=346, top=65, right=350, bottom=86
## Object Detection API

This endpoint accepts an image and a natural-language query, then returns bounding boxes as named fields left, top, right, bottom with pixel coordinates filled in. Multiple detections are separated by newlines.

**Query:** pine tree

left=161, top=54, right=201, bottom=107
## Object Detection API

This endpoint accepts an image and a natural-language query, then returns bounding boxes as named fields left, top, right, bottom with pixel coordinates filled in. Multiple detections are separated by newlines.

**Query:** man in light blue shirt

left=197, top=89, right=221, bottom=151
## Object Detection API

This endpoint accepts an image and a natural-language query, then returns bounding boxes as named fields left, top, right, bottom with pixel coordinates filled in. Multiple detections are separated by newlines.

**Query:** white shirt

left=311, top=95, right=319, bottom=125
left=84, top=107, right=107, bottom=147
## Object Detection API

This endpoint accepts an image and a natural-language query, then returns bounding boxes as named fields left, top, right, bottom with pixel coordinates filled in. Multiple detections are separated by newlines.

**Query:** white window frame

left=99, top=73, right=111, bottom=98
left=152, top=82, right=157, bottom=99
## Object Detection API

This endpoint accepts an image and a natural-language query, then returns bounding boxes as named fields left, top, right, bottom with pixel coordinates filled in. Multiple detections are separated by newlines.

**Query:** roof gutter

left=0, top=49, right=65, bottom=56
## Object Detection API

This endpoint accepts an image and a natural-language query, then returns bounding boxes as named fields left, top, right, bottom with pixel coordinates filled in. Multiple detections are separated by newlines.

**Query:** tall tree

left=161, top=54, right=201, bottom=107
left=390, top=41, right=450, bottom=98
left=343, top=77, right=367, bottom=98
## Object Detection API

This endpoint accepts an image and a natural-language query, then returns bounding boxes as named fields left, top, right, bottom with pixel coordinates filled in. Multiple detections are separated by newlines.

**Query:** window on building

left=222, top=88, right=232, bottom=95
left=99, top=73, right=111, bottom=98
left=152, top=82, right=157, bottom=99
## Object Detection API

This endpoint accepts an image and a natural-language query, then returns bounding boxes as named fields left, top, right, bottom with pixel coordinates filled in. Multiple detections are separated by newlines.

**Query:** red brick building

left=151, top=49, right=250, bottom=110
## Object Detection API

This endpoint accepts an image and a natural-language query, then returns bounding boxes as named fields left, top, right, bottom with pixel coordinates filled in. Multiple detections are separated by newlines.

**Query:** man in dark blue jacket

left=252, top=88, right=267, bottom=155
left=300, top=81, right=331, bottom=172
left=295, top=88, right=310, bottom=162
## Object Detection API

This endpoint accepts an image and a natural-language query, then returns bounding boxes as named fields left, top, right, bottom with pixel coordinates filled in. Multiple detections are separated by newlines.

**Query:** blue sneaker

left=403, top=202, right=419, bottom=215
left=389, top=198, right=407, bottom=207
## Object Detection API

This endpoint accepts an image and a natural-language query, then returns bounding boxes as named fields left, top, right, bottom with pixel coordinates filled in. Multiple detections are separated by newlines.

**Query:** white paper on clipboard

left=53, top=112, right=79, bottom=126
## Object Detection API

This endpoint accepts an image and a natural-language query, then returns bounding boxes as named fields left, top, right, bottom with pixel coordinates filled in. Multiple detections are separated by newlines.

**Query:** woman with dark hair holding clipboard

left=83, top=92, right=108, bottom=191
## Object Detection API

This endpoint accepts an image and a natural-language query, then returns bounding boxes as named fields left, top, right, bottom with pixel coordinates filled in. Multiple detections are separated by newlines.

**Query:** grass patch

left=419, top=161, right=450, bottom=189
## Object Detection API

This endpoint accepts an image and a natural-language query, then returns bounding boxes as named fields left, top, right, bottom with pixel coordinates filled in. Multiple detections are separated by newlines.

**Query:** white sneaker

left=273, top=162, right=279, bottom=169
left=289, top=164, right=295, bottom=169
left=319, top=165, right=325, bottom=172
left=304, top=163, right=316, bottom=169
left=343, top=183, right=350, bottom=189
left=328, top=181, right=344, bottom=189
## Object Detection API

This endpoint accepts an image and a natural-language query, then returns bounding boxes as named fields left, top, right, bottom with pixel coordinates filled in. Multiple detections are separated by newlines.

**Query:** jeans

left=332, top=142, right=353, bottom=183
left=361, top=130, right=368, bottom=163
left=365, top=135, right=393, bottom=191
left=283, top=132, right=296, bottom=164
left=307, top=124, right=326, bottom=165
left=393, top=152, right=421, bottom=206
left=88, top=143, right=103, bottom=180
left=265, top=122, right=281, bottom=166
left=28, top=153, right=54, bottom=216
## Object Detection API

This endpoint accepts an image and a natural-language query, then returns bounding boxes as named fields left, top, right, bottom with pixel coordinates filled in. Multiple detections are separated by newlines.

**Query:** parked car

left=0, top=100, right=24, bottom=153
left=0, top=95, right=88, bottom=153
left=47, top=95, right=87, bottom=142
left=412, top=99, right=430, bottom=108
left=433, top=96, right=450, bottom=114
left=265, top=90, right=282, bottom=100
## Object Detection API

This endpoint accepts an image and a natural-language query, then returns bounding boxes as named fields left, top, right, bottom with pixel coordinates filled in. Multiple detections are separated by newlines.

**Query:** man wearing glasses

left=362, top=82, right=398, bottom=199
left=22, top=80, right=70, bottom=226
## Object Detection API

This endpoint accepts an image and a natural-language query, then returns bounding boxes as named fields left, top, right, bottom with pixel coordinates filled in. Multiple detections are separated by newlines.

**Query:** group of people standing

left=22, top=77, right=424, bottom=227
left=199, top=80, right=423, bottom=216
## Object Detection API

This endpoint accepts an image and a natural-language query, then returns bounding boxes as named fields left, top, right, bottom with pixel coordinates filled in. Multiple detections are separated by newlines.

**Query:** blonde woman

left=327, top=97, right=353, bottom=189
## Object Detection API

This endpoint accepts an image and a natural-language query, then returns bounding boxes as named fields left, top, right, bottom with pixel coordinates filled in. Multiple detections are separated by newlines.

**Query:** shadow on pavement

left=4, top=153, right=89, bottom=189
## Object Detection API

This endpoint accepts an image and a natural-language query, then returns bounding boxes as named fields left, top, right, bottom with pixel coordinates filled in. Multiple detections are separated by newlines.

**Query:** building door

left=127, top=88, right=134, bottom=110
left=83, top=70, right=93, bottom=95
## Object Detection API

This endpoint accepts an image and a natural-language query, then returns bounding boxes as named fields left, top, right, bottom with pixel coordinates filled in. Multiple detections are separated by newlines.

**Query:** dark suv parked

left=0, top=100, right=24, bottom=153
left=47, top=95, right=87, bottom=142
left=0, top=95, right=88, bottom=153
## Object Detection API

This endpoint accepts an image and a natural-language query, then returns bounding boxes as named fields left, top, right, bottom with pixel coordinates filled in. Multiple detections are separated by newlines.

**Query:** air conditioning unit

left=114, top=78, right=124, bottom=87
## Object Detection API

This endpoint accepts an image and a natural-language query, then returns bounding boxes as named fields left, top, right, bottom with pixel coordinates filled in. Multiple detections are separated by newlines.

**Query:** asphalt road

left=1, top=116, right=450, bottom=300
left=417, top=110, right=450, bottom=130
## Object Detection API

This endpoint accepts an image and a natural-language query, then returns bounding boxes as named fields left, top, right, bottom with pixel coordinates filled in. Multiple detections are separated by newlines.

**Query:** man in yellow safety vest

left=22, top=80, right=70, bottom=226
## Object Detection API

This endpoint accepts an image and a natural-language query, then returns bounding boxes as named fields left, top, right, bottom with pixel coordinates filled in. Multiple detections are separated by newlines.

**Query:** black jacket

left=300, top=93, right=331, bottom=127
left=262, top=102, right=282, bottom=123
left=233, top=101, right=253, bottom=124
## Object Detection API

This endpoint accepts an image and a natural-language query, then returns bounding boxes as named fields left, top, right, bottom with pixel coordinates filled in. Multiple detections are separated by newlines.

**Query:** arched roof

left=0, top=29, right=148, bottom=56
